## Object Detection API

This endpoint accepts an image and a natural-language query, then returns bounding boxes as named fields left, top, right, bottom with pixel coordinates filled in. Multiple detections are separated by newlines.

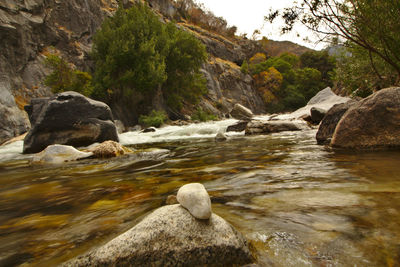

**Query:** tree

left=91, top=3, right=207, bottom=113
left=267, top=0, right=400, bottom=80
left=300, top=50, right=336, bottom=87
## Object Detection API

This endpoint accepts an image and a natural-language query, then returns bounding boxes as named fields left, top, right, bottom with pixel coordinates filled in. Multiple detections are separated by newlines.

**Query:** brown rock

left=89, top=140, right=131, bottom=158
left=245, top=120, right=305, bottom=135
left=316, top=100, right=357, bottom=145
left=331, top=87, right=400, bottom=149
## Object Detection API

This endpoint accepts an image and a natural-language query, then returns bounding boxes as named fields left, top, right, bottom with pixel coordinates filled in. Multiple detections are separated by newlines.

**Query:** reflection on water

left=0, top=129, right=400, bottom=266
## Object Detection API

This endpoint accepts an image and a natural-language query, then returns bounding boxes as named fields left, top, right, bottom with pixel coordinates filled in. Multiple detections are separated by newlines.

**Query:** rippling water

left=0, top=121, right=399, bottom=266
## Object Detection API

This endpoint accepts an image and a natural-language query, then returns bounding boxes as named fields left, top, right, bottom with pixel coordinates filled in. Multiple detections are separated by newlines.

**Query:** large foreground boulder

left=331, top=87, right=400, bottom=149
left=23, top=92, right=118, bottom=154
left=64, top=204, right=253, bottom=266
left=316, top=100, right=358, bottom=145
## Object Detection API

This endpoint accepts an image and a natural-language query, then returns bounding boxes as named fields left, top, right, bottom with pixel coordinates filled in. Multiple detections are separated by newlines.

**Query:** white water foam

left=119, top=119, right=242, bottom=145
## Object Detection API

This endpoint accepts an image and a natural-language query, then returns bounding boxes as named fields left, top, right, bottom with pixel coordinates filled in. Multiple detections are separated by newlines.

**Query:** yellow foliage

left=249, top=53, right=267, bottom=65
left=262, top=89, right=276, bottom=103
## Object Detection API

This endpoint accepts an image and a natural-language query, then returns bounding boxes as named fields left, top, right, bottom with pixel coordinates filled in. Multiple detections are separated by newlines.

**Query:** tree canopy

left=267, top=0, right=400, bottom=80
left=91, top=3, right=208, bottom=113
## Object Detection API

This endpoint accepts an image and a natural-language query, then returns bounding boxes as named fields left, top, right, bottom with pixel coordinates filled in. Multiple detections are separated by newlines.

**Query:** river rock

left=226, top=121, right=248, bottom=132
left=331, top=87, right=400, bottom=149
left=63, top=204, right=253, bottom=266
left=230, top=104, right=253, bottom=121
left=316, top=100, right=358, bottom=145
left=215, top=131, right=227, bottom=142
left=88, top=141, right=131, bottom=158
left=177, top=183, right=212, bottom=220
left=310, top=107, right=327, bottom=124
left=142, top=127, right=157, bottom=133
left=245, top=120, right=305, bottom=135
left=23, top=92, right=118, bottom=154
left=32, top=144, right=93, bottom=164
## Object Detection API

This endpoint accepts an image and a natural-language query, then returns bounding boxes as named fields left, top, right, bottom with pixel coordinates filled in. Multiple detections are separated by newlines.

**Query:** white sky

left=195, top=0, right=324, bottom=50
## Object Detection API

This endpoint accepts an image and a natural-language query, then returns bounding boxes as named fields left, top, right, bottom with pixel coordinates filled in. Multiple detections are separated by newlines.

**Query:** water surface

left=0, top=122, right=399, bottom=266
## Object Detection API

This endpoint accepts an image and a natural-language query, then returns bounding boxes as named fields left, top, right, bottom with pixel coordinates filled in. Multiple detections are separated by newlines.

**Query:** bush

left=191, top=108, right=217, bottom=122
left=44, top=54, right=94, bottom=96
left=139, top=110, right=168, bottom=128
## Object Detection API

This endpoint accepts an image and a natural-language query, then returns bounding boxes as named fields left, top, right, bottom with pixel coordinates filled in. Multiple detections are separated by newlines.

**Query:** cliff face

left=0, top=0, right=265, bottom=143
left=0, top=0, right=126, bottom=143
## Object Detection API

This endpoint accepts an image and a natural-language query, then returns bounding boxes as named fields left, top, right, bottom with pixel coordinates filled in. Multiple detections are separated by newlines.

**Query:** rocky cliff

left=0, top=0, right=265, bottom=143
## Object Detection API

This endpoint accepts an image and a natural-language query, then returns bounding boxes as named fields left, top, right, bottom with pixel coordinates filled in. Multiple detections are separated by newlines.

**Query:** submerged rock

left=177, top=183, right=212, bottom=220
left=64, top=204, right=253, bottom=266
left=23, top=92, right=118, bottom=154
left=88, top=141, right=132, bottom=158
left=32, top=145, right=93, bottom=164
left=141, top=127, right=157, bottom=133
left=230, top=103, right=253, bottom=121
left=316, top=100, right=358, bottom=145
left=331, top=87, right=400, bottom=149
left=215, top=131, right=228, bottom=142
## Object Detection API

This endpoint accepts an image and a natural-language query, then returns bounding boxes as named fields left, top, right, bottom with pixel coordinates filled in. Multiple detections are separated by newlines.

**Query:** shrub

left=44, top=54, right=94, bottom=96
left=139, top=110, right=168, bottom=128
left=191, top=108, right=217, bottom=122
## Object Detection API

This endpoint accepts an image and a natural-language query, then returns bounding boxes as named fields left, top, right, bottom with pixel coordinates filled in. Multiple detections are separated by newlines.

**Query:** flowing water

left=0, top=119, right=400, bottom=266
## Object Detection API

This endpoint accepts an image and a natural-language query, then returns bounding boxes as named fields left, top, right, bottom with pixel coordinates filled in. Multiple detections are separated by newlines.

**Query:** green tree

left=300, top=50, right=336, bottom=87
left=91, top=3, right=207, bottom=114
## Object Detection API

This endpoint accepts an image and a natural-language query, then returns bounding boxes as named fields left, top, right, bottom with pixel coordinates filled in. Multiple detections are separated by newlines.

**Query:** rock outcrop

left=316, top=100, right=357, bottom=145
left=64, top=204, right=253, bottom=266
left=331, top=87, right=400, bottom=149
left=245, top=120, right=306, bottom=135
left=23, top=91, right=118, bottom=154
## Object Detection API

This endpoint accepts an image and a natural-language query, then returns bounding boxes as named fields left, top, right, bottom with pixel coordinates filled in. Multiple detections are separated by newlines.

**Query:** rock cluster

left=23, top=92, right=119, bottom=154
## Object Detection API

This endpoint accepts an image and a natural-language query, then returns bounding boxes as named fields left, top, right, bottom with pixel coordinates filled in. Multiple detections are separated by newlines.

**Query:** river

left=0, top=119, right=399, bottom=266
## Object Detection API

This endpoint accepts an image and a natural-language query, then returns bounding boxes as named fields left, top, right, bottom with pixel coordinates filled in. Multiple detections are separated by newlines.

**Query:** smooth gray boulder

left=63, top=204, right=253, bottom=266
left=32, top=145, right=93, bottom=164
left=177, top=183, right=212, bottom=219
left=230, top=103, right=253, bottom=121
left=23, top=92, right=118, bottom=154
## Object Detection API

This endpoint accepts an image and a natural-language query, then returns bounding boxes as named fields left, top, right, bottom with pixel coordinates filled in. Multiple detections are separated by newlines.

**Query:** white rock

left=177, top=183, right=212, bottom=220
left=32, top=144, right=93, bottom=164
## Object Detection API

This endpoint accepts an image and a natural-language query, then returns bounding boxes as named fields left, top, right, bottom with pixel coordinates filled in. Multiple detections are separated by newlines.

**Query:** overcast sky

left=195, top=0, right=324, bottom=50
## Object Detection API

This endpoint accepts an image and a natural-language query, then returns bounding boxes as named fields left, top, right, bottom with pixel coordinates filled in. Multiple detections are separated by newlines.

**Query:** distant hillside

left=265, top=40, right=312, bottom=57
